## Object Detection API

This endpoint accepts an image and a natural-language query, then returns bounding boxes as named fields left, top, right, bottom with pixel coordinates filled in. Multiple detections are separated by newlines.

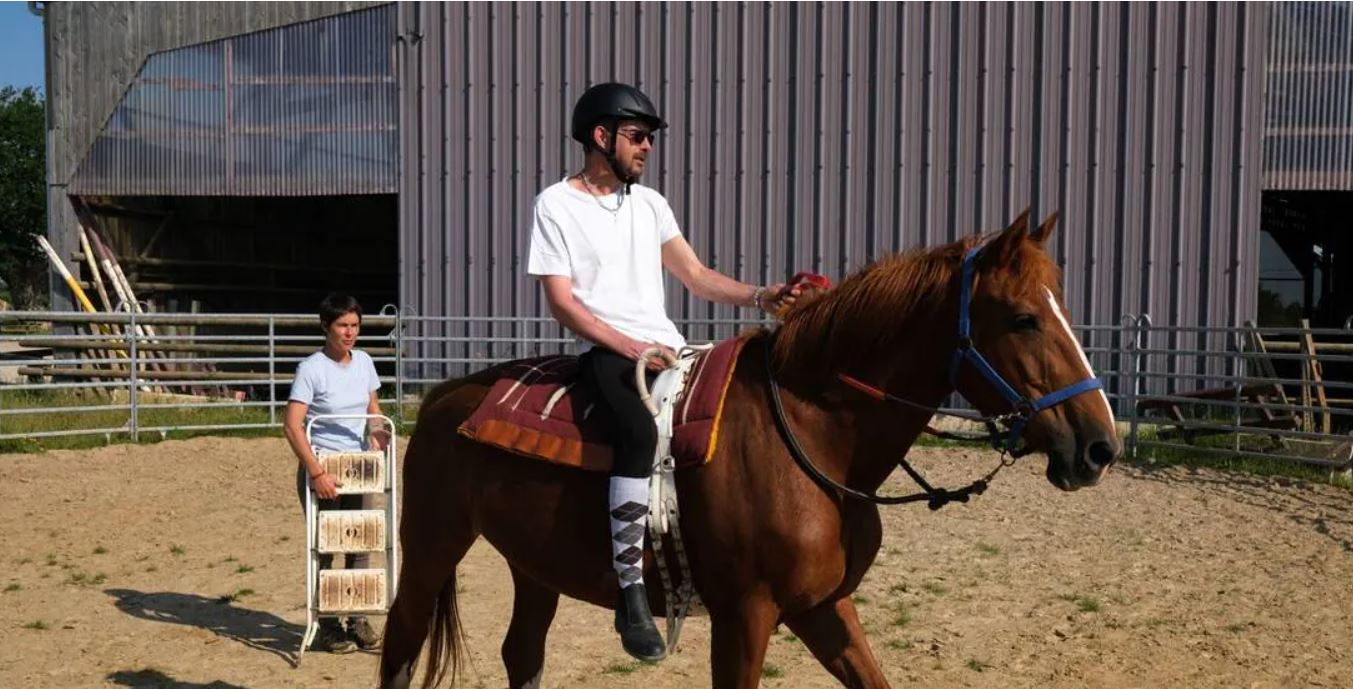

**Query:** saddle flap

left=457, top=335, right=749, bottom=471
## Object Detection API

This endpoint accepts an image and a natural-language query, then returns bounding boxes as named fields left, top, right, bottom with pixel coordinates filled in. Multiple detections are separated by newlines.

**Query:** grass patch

left=1059, top=594, right=1102, bottom=613
left=1225, top=622, right=1251, bottom=633
left=975, top=542, right=1001, bottom=556
left=235, top=565, right=254, bottom=574
left=921, top=582, right=948, bottom=596
left=4, top=582, right=20, bottom=593
left=1118, top=528, right=1146, bottom=547
left=66, top=571, right=107, bottom=587
left=277, top=535, right=291, bottom=543
left=913, top=434, right=987, bottom=449
left=92, top=546, right=107, bottom=555
left=169, top=545, right=185, bottom=556
left=782, top=633, right=798, bottom=643
left=44, top=554, right=57, bottom=567
left=887, top=638, right=913, bottom=651
left=144, top=565, right=158, bottom=573
left=0, top=389, right=276, bottom=454
left=1132, top=428, right=1350, bottom=486
left=217, top=588, right=255, bottom=604
left=966, top=658, right=991, bottom=672
left=602, top=661, right=645, bottom=675
left=852, top=593, right=870, bottom=605
left=761, top=663, right=784, bottom=679
left=891, top=604, right=913, bottom=627
left=22, top=620, right=48, bottom=631
left=223, top=556, right=237, bottom=563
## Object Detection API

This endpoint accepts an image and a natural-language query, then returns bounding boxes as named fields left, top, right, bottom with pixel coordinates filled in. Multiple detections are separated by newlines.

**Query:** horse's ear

left=981, top=208, right=1031, bottom=267
left=1031, top=212, right=1058, bottom=245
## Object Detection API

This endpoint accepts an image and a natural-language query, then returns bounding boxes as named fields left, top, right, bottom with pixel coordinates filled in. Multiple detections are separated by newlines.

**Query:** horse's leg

left=783, top=597, right=891, bottom=689
left=379, top=436, right=480, bottom=689
left=501, top=565, right=561, bottom=689
left=709, top=596, right=780, bottom=689
left=378, top=520, right=476, bottom=689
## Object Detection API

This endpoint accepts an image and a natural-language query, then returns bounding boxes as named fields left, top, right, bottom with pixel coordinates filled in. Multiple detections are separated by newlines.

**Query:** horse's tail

left=420, top=569, right=465, bottom=689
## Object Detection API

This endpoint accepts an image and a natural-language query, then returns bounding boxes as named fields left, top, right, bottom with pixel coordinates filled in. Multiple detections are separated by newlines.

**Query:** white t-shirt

left=526, top=179, right=687, bottom=352
left=289, top=349, right=381, bottom=452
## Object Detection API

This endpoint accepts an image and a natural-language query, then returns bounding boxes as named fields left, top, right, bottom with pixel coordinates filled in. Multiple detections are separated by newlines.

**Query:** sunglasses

left=617, top=128, right=656, bottom=145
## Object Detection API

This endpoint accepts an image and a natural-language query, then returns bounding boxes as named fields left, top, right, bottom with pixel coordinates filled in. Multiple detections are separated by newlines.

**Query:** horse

left=378, top=210, right=1121, bottom=689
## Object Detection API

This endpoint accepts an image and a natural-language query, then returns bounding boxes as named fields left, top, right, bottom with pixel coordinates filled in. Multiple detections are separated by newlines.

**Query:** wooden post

left=1299, top=319, right=1330, bottom=434
left=78, top=228, right=127, bottom=373
left=86, top=228, right=171, bottom=393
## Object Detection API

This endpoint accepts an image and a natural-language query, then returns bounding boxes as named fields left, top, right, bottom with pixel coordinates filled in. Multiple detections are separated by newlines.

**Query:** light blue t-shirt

left=289, top=350, right=381, bottom=452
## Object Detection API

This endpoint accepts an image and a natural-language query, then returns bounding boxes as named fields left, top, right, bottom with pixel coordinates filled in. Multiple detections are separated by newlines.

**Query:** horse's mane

left=771, top=232, right=1062, bottom=376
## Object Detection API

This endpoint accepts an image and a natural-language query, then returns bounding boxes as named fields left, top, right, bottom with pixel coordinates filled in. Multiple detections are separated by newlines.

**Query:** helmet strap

left=602, top=124, right=635, bottom=193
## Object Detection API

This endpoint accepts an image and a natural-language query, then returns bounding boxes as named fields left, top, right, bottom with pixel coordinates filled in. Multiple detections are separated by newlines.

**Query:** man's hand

left=758, top=283, right=803, bottom=315
left=621, top=338, right=676, bottom=372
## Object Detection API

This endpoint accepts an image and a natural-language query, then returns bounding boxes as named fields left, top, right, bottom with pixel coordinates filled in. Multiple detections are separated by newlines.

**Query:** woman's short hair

left=319, top=293, right=363, bottom=329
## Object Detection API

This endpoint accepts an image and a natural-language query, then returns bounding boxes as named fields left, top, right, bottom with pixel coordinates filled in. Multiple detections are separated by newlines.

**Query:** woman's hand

left=310, top=470, right=342, bottom=500
left=370, top=427, right=391, bottom=452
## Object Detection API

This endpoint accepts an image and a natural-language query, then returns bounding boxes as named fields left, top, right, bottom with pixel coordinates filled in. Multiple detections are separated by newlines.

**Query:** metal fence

left=2, top=311, right=1350, bottom=470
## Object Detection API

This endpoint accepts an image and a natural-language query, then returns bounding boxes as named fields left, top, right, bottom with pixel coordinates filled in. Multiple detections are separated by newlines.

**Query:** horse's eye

left=1013, top=314, right=1040, bottom=331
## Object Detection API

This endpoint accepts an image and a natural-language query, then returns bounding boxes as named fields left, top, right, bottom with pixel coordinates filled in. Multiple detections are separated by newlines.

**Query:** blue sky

left=0, top=2, right=45, bottom=91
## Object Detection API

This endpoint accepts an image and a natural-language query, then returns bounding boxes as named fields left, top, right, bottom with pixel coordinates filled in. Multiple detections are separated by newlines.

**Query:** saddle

left=457, top=334, right=748, bottom=472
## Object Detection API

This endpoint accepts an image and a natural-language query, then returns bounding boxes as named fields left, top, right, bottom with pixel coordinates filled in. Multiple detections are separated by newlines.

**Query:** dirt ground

left=1, top=436, right=1352, bottom=689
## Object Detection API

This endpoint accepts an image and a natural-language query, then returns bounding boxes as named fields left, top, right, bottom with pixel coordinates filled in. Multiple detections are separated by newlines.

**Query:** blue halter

left=948, top=246, right=1105, bottom=453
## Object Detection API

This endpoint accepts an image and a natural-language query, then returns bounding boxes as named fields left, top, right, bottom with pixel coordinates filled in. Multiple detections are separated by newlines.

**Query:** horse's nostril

left=1086, top=439, right=1117, bottom=470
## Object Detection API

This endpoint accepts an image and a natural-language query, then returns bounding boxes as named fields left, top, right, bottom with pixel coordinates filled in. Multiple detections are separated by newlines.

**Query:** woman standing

left=282, top=293, right=387, bottom=653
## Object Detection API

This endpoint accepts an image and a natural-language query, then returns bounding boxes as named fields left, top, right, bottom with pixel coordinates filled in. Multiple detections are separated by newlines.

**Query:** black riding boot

left=615, top=583, right=667, bottom=662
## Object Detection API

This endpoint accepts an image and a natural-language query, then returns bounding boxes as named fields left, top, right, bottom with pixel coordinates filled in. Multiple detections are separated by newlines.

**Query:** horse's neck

left=770, top=333, right=954, bottom=497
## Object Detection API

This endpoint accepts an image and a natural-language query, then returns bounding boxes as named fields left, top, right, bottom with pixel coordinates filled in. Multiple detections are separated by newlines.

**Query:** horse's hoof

left=615, top=584, right=668, bottom=662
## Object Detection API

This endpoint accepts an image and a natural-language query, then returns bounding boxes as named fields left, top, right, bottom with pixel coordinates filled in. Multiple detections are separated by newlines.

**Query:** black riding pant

left=578, top=347, right=659, bottom=479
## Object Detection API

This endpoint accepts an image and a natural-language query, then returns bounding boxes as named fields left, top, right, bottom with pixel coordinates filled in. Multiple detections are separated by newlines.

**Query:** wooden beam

left=1300, top=319, right=1331, bottom=434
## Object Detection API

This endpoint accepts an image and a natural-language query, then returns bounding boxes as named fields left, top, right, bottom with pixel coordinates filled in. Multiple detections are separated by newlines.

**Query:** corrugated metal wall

left=44, top=1, right=385, bottom=309
left=398, top=1, right=1267, bottom=344
left=1264, top=2, right=1353, bottom=191
left=68, top=5, right=398, bottom=196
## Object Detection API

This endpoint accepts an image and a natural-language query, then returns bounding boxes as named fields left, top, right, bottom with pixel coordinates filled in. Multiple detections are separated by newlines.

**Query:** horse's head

left=958, top=211, right=1121, bottom=490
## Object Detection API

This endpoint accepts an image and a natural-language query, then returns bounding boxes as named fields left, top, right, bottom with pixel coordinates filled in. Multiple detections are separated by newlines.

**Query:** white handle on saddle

left=635, top=347, right=680, bottom=416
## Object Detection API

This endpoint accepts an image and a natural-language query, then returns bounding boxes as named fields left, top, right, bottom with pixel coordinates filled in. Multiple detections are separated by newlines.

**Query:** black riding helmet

left=570, top=83, right=667, bottom=189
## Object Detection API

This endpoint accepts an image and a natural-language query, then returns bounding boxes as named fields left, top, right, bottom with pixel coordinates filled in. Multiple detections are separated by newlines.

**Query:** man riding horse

left=526, top=82, right=800, bottom=661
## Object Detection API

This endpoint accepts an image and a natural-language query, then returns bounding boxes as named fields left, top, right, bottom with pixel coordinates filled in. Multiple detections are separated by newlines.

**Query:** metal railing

left=2, top=310, right=1350, bottom=471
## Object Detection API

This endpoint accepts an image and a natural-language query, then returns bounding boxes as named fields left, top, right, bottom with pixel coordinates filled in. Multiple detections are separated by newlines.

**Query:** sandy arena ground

left=1, top=435, right=1351, bottom=688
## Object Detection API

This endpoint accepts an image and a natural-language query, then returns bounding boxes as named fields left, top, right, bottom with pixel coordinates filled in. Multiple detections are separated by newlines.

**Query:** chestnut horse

left=379, top=211, right=1120, bottom=689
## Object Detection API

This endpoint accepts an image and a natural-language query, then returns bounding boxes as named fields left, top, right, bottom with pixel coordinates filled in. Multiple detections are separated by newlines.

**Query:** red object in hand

left=789, top=272, right=832, bottom=290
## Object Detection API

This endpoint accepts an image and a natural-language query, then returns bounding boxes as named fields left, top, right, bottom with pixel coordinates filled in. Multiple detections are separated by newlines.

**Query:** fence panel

left=3, top=311, right=1350, bottom=471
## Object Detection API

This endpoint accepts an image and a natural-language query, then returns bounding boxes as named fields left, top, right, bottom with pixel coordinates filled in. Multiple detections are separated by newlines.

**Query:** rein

left=766, top=245, right=1104, bottom=510
left=764, top=341, right=1007, bottom=510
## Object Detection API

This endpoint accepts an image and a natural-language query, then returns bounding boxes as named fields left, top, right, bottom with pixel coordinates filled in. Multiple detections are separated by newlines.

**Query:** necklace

left=577, top=172, right=625, bottom=214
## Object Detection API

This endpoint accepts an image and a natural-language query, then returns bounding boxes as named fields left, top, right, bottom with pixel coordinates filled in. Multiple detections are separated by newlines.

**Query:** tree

left=0, top=86, right=47, bottom=309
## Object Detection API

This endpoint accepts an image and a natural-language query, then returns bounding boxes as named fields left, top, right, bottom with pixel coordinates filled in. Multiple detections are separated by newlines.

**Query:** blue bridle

left=949, top=246, right=1105, bottom=453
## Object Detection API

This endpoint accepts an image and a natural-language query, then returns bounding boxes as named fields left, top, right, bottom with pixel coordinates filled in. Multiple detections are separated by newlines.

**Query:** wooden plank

left=1300, top=319, right=1330, bottom=434
left=1243, top=321, right=1293, bottom=409
left=1257, top=341, right=1353, bottom=354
